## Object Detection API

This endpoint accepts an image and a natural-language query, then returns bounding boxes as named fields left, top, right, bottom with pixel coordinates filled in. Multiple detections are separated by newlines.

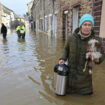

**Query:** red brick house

left=58, top=0, right=104, bottom=40
left=57, top=0, right=105, bottom=51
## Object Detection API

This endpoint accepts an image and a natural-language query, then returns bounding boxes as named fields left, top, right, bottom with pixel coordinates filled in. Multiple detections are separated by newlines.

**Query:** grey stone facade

left=31, top=0, right=60, bottom=36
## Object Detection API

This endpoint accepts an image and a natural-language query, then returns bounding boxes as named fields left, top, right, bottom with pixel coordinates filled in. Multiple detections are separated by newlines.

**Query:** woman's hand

left=59, top=60, right=65, bottom=64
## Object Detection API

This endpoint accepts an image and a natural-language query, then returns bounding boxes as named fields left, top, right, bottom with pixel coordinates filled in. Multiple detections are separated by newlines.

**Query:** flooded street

left=0, top=31, right=105, bottom=105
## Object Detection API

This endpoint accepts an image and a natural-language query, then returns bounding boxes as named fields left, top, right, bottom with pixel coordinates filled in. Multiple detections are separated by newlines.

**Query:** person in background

left=1, top=23, right=7, bottom=39
left=59, top=14, right=105, bottom=95
left=16, top=24, right=26, bottom=39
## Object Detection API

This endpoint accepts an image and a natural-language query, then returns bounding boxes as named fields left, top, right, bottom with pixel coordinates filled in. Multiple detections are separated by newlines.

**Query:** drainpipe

left=52, top=0, right=55, bottom=36
left=43, top=0, right=45, bottom=31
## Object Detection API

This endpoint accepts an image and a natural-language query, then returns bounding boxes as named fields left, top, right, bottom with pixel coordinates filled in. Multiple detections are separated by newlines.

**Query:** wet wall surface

left=0, top=31, right=105, bottom=105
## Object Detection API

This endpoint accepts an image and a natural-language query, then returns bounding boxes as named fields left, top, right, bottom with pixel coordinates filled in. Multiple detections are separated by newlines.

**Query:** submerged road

left=0, top=31, right=105, bottom=105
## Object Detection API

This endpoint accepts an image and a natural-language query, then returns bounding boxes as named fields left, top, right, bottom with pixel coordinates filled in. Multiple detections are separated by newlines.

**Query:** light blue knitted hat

left=79, top=14, right=94, bottom=27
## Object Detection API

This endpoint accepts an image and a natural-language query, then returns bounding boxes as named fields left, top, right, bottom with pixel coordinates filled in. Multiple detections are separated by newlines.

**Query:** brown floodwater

left=0, top=31, right=105, bottom=105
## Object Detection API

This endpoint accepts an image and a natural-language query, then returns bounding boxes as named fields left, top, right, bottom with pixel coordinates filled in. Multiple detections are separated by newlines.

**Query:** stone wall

left=31, top=0, right=60, bottom=35
left=31, top=0, right=104, bottom=41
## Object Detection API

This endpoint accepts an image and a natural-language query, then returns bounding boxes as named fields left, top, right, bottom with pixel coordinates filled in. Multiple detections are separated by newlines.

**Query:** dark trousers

left=18, top=33, right=25, bottom=39
left=2, top=33, right=7, bottom=39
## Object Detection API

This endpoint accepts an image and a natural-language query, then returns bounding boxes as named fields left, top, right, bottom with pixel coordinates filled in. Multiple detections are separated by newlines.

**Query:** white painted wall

left=100, top=0, right=105, bottom=38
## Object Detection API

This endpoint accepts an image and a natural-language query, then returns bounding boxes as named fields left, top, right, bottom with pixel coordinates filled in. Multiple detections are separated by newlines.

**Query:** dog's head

left=87, top=39, right=100, bottom=52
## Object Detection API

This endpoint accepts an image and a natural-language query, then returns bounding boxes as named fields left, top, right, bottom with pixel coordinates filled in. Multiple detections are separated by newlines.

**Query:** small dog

left=83, top=39, right=102, bottom=74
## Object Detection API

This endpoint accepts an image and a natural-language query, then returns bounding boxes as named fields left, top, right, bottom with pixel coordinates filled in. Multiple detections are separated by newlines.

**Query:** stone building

left=57, top=0, right=105, bottom=49
left=0, top=3, right=2, bottom=25
left=0, top=2, right=14, bottom=29
left=30, top=0, right=60, bottom=36
left=58, top=0, right=103, bottom=39
left=29, top=0, right=105, bottom=48
left=27, top=0, right=34, bottom=30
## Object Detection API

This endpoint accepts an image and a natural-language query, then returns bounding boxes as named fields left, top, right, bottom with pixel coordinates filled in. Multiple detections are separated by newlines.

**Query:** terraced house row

left=0, top=2, right=14, bottom=29
left=28, top=0, right=105, bottom=50
left=0, top=2, right=27, bottom=30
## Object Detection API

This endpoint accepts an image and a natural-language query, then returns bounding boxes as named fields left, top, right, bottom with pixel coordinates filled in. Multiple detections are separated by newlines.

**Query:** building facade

left=29, top=0, right=105, bottom=45
left=58, top=0, right=105, bottom=50
left=30, top=0, right=60, bottom=36
left=57, top=0, right=103, bottom=39
left=0, top=2, right=27, bottom=31
left=0, top=2, right=14, bottom=29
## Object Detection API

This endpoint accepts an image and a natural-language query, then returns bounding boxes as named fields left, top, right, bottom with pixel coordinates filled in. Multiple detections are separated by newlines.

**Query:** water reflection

left=33, top=33, right=105, bottom=105
left=17, top=38, right=25, bottom=43
left=33, top=33, right=67, bottom=104
left=0, top=30, right=105, bottom=105
left=2, top=39, right=9, bottom=55
left=2, top=38, right=8, bottom=44
left=28, top=76, right=41, bottom=85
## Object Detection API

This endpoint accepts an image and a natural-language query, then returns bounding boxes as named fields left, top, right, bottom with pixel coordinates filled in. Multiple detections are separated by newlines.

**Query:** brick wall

left=101, top=38, right=105, bottom=53
left=92, top=0, right=105, bottom=52
left=58, top=0, right=93, bottom=39
left=93, top=0, right=103, bottom=36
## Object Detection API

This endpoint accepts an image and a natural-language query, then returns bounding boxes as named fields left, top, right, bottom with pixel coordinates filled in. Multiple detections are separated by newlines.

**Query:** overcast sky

left=0, top=0, right=31, bottom=15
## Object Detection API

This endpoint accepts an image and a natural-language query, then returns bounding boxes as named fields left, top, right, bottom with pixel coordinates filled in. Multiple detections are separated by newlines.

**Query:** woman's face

left=81, top=21, right=92, bottom=36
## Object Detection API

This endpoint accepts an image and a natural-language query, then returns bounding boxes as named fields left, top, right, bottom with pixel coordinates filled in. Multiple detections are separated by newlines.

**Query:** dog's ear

left=95, top=42, right=101, bottom=48
left=87, top=43, right=92, bottom=51
left=88, top=42, right=92, bottom=47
